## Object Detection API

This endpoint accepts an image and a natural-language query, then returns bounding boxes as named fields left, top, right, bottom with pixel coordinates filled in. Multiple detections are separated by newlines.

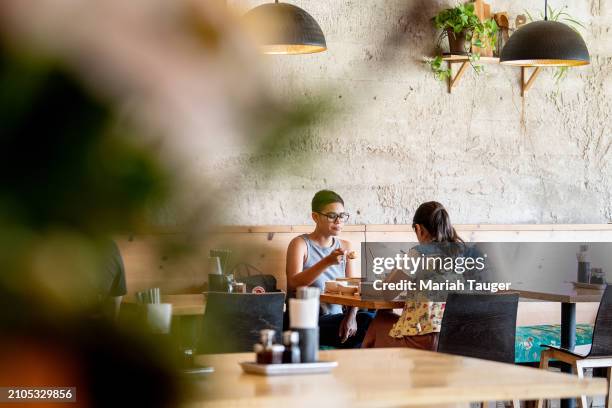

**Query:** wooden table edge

left=510, top=288, right=604, bottom=303
left=195, top=349, right=609, bottom=407
left=320, top=293, right=404, bottom=309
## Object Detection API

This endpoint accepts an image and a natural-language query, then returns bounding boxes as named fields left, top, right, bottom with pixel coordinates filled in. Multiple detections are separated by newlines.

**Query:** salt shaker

left=255, top=329, right=284, bottom=364
left=577, top=245, right=591, bottom=283
left=282, top=331, right=301, bottom=364
left=591, top=268, right=606, bottom=284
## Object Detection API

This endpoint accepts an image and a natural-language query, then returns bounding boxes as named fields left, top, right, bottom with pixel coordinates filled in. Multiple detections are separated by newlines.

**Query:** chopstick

left=136, top=288, right=161, bottom=304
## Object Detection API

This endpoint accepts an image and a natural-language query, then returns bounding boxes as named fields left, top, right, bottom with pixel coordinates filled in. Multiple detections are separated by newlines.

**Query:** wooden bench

left=118, top=225, right=610, bottom=361
left=118, top=224, right=612, bottom=298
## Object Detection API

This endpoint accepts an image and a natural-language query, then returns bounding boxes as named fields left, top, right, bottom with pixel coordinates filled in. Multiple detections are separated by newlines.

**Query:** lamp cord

left=544, top=0, right=548, bottom=20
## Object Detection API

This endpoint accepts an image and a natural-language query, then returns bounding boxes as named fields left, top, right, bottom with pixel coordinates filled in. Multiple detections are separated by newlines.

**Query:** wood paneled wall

left=118, top=224, right=612, bottom=297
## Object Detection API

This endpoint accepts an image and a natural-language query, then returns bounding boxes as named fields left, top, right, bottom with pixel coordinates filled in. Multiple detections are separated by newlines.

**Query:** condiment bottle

left=282, top=331, right=301, bottom=364
left=577, top=245, right=591, bottom=283
left=183, top=348, right=194, bottom=368
left=591, top=268, right=606, bottom=284
left=254, top=343, right=266, bottom=364
left=254, top=329, right=284, bottom=364
left=269, top=344, right=285, bottom=364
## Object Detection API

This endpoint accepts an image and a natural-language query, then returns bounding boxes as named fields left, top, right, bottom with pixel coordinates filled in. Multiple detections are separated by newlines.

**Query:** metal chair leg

left=606, top=367, right=611, bottom=408
left=573, top=360, right=588, bottom=408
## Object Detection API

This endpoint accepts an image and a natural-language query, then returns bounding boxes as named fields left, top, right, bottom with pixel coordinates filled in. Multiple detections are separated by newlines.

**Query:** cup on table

left=590, top=268, right=606, bottom=284
left=209, top=274, right=232, bottom=292
left=577, top=261, right=591, bottom=283
left=289, top=297, right=319, bottom=363
left=338, top=285, right=359, bottom=295
left=324, top=280, right=339, bottom=293
left=182, top=349, right=194, bottom=368
left=147, top=303, right=173, bottom=334
left=207, top=256, right=223, bottom=275
left=232, top=282, right=246, bottom=293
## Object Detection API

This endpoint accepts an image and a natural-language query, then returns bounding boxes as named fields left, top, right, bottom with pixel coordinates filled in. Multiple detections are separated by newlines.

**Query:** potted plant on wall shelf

left=428, top=2, right=498, bottom=81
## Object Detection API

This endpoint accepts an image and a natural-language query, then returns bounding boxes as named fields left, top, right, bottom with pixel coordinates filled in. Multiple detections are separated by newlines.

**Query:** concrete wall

left=219, top=0, right=612, bottom=226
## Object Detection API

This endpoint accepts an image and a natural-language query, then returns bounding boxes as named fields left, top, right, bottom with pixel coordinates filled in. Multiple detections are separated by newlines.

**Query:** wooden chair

left=538, top=285, right=612, bottom=408
left=438, top=293, right=520, bottom=408
left=198, top=292, right=285, bottom=353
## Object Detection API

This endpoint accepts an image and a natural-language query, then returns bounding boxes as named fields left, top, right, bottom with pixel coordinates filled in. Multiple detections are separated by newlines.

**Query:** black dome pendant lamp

left=500, top=0, right=589, bottom=66
left=244, top=1, right=327, bottom=55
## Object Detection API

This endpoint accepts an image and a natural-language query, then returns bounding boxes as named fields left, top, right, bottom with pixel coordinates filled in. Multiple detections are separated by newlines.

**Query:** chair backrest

left=199, top=292, right=285, bottom=354
left=589, top=285, right=612, bottom=357
left=437, top=293, right=519, bottom=363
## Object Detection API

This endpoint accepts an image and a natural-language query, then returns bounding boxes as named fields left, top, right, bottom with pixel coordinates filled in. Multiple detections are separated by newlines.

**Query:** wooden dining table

left=323, top=285, right=607, bottom=408
left=512, top=284, right=604, bottom=350
left=321, top=286, right=605, bottom=352
left=161, top=294, right=206, bottom=316
left=187, top=348, right=607, bottom=408
left=319, top=292, right=404, bottom=309
left=127, top=292, right=390, bottom=316
left=124, top=293, right=206, bottom=316
left=510, top=283, right=605, bottom=408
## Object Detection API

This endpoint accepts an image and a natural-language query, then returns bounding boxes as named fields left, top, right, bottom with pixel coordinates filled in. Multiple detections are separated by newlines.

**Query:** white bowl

left=324, top=281, right=339, bottom=293
left=338, top=285, right=359, bottom=295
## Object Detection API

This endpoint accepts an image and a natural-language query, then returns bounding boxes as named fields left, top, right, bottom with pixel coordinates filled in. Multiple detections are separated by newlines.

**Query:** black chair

left=538, top=285, right=612, bottom=408
left=438, top=293, right=519, bottom=407
left=198, top=292, right=285, bottom=354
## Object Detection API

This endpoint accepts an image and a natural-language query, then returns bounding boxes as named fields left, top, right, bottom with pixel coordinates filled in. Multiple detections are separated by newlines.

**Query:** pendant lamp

left=243, top=1, right=326, bottom=55
left=500, top=0, right=589, bottom=66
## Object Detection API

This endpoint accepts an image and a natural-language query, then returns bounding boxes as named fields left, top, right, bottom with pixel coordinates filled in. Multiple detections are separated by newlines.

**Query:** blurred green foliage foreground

left=0, top=0, right=333, bottom=402
left=0, top=44, right=181, bottom=407
left=0, top=46, right=170, bottom=301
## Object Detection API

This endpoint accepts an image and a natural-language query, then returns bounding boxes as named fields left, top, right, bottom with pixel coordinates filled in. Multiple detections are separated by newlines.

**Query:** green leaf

left=427, top=56, right=451, bottom=82
left=564, top=17, right=586, bottom=30
left=554, top=66, right=569, bottom=84
left=429, top=2, right=499, bottom=78
left=525, top=4, right=585, bottom=32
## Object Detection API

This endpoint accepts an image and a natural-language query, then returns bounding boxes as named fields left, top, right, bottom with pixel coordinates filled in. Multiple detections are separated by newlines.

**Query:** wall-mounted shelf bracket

left=448, top=61, right=470, bottom=93
left=436, top=55, right=543, bottom=97
left=520, top=66, right=541, bottom=97
left=441, top=55, right=500, bottom=94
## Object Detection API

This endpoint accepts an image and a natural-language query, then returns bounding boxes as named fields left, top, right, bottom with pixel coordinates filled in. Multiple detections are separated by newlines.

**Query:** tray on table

left=239, top=361, right=338, bottom=376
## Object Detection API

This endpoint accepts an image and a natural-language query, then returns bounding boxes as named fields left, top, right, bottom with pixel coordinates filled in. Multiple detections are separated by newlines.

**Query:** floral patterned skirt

left=389, top=301, right=446, bottom=338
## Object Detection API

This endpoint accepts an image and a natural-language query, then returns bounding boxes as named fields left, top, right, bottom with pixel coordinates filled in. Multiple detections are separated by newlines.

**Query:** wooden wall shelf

left=441, top=54, right=540, bottom=97
left=443, top=54, right=500, bottom=63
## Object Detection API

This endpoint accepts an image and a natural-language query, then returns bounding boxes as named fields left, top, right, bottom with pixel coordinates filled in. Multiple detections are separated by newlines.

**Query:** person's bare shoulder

left=287, top=236, right=307, bottom=258
left=339, top=239, right=352, bottom=250
left=288, top=235, right=307, bottom=249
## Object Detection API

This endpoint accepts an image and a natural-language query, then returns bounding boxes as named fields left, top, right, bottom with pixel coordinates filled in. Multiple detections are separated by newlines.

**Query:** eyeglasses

left=317, top=212, right=350, bottom=222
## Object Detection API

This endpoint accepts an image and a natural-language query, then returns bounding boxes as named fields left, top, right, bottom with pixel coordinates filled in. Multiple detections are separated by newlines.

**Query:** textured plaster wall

left=218, top=0, right=612, bottom=225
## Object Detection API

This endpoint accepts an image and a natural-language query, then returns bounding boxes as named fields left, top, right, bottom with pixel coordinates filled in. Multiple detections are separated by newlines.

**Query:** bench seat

left=515, top=324, right=593, bottom=363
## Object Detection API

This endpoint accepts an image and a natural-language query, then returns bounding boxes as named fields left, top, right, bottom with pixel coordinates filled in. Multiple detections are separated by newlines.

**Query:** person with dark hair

left=101, top=240, right=127, bottom=319
left=285, top=190, right=372, bottom=348
left=362, top=201, right=468, bottom=350
left=88, top=240, right=127, bottom=321
left=412, top=201, right=463, bottom=245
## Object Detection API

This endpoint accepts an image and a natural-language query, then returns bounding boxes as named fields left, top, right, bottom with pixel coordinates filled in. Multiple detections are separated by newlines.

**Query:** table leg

left=560, top=302, right=577, bottom=408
